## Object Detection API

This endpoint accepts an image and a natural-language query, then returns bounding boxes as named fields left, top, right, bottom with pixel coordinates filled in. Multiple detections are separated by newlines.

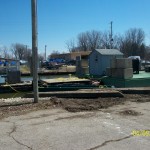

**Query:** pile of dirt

left=0, top=94, right=149, bottom=119
left=0, top=98, right=55, bottom=120
left=125, top=94, right=150, bottom=103
left=0, top=97, right=124, bottom=119
left=131, top=95, right=150, bottom=103
left=61, top=98, right=124, bottom=112
left=133, top=98, right=150, bottom=103
left=119, top=109, right=142, bottom=116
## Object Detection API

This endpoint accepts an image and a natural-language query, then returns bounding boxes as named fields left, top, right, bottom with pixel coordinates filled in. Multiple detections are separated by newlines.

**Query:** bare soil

left=0, top=94, right=150, bottom=120
left=119, top=109, right=142, bottom=116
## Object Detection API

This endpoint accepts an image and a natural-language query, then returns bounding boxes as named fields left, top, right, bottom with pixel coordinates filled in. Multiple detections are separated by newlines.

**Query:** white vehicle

left=128, top=56, right=141, bottom=60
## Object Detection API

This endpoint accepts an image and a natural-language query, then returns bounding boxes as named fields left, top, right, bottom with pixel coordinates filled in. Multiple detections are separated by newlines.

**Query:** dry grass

left=20, top=65, right=30, bottom=73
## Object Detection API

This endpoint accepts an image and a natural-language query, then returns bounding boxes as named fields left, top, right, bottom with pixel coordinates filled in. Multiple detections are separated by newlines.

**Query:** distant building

left=50, top=51, right=91, bottom=61
left=89, top=49, right=123, bottom=76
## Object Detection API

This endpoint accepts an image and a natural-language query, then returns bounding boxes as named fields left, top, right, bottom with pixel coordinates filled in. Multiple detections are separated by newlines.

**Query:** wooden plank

left=40, top=78, right=90, bottom=84
left=1, top=82, right=32, bottom=87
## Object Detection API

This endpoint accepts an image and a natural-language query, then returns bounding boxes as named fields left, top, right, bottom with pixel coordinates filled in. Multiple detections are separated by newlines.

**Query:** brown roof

left=71, top=51, right=91, bottom=56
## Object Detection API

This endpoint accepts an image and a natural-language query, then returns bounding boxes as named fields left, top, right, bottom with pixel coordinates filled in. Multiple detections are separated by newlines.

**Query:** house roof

left=95, top=49, right=123, bottom=55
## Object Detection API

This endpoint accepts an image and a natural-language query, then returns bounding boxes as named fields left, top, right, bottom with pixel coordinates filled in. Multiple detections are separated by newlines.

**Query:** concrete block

left=145, top=65, right=150, bottom=72
left=116, top=58, right=132, bottom=68
left=106, top=68, right=112, bottom=76
left=81, top=60, right=88, bottom=67
left=76, top=61, right=89, bottom=76
left=110, top=58, right=132, bottom=69
left=110, top=59, right=117, bottom=68
left=111, top=68, right=133, bottom=79
left=7, top=70, right=21, bottom=84
left=82, top=67, right=89, bottom=74
left=76, top=62, right=82, bottom=77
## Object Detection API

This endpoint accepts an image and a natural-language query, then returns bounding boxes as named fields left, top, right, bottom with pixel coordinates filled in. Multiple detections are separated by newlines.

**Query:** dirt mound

left=0, top=94, right=149, bottom=119
left=125, top=94, right=150, bottom=103
left=0, top=97, right=124, bottom=119
left=132, top=98, right=150, bottom=103
left=61, top=98, right=124, bottom=112
left=119, top=109, right=142, bottom=116
left=0, top=98, right=54, bottom=120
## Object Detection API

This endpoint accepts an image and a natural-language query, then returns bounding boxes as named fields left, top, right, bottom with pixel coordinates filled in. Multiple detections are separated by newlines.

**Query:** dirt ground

left=0, top=94, right=150, bottom=120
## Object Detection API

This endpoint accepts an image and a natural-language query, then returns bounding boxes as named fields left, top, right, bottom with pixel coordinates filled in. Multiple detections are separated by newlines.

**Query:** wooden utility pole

left=31, top=0, right=39, bottom=103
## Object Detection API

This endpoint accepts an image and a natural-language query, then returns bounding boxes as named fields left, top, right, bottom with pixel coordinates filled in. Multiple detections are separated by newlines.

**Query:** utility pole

left=45, top=45, right=47, bottom=61
left=110, top=21, right=113, bottom=49
left=31, top=0, right=39, bottom=103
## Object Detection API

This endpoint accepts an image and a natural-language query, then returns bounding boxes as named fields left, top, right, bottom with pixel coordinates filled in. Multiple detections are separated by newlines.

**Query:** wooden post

left=31, top=0, right=39, bottom=103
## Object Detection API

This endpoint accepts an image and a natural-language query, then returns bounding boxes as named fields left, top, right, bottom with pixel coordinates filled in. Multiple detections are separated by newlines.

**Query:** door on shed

left=89, top=51, right=101, bottom=75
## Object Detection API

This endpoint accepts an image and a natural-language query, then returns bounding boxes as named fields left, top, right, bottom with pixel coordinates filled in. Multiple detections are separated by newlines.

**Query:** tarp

left=49, top=58, right=65, bottom=63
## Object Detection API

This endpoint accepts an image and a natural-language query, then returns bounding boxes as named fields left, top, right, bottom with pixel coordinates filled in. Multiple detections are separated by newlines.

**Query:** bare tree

left=49, top=50, right=60, bottom=58
left=87, top=30, right=102, bottom=50
left=66, top=39, right=76, bottom=52
left=51, top=50, right=60, bottom=55
left=101, top=31, right=111, bottom=49
left=139, top=43, right=146, bottom=59
left=38, top=53, right=45, bottom=62
left=24, top=48, right=32, bottom=61
left=125, top=28, right=145, bottom=45
left=77, top=30, right=104, bottom=51
left=77, top=32, right=89, bottom=51
left=66, top=28, right=147, bottom=58
left=68, top=30, right=121, bottom=51
left=0, top=46, right=12, bottom=59
left=119, top=28, right=145, bottom=57
left=144, top=46, right=150, bottom=60
left=11, top=43, right=26, bottom=60
left=111, top=34, right=123, bottom=50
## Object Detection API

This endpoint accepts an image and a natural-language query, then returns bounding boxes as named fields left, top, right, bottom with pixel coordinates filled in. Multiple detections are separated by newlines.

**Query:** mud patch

left=119, top=109, right=142, bottom=116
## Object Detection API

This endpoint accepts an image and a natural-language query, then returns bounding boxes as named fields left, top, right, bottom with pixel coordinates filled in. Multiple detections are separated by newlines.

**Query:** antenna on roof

left=110, top=21, right=113, bottom=49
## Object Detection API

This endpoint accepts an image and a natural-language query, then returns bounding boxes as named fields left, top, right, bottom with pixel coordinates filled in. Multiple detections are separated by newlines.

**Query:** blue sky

left=0, top=0, right=150, bottom=54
